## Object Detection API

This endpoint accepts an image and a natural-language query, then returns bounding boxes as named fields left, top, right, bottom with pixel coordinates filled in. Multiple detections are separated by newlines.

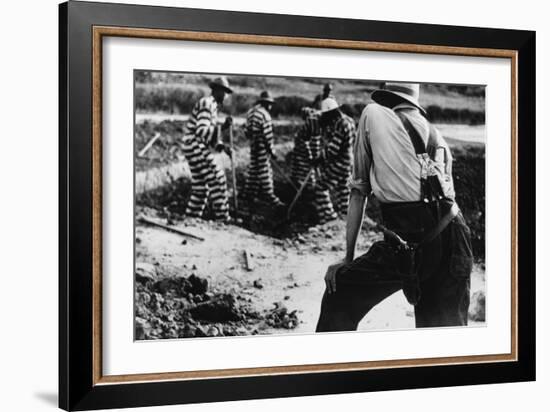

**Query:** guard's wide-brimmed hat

left=320, top=97, right=340, bottom=113
left=371, top=82, right=426, bottom=115
left=209, top=76, right=233, bottom=94
left=257, top=90, right=275, bottom=104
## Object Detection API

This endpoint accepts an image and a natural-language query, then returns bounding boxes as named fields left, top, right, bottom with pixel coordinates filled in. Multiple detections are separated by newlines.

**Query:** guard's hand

left=324, top=258, right=349, bottom=294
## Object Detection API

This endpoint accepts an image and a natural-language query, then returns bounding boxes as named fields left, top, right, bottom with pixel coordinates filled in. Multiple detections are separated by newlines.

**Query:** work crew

left=243, top=91, right=285, bottom=207
left=290, top=107, right=322, bottom=187
left=181, top=76, right=233, bottom=221
left=314, top=97, right=355, bottom=223
left=316, top=83, right=473, bottom=331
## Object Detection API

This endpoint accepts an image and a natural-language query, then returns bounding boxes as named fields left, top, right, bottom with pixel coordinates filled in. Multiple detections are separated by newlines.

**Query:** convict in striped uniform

left=314, top=98, right=356, bottom=223
left=291, top=107, right=322, bottom=187
left=312, top=83, right=335, bottom=111
left=181, top=76, right=233, bottom=221
left=243, top=91, right=284, bottom=207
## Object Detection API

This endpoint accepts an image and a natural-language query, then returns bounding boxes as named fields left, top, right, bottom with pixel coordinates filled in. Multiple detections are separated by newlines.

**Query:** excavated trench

left=135, top=145, right=345, bottom=239
left=135, top=116, right=485, bottom=257
left=135, top=142, right=484, bottom=257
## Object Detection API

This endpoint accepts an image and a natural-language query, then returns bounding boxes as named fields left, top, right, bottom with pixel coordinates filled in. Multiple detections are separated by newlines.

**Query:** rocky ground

left=134, top=207, right=486, bottom=340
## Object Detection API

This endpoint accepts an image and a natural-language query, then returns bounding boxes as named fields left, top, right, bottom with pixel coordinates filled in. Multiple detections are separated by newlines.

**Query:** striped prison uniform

left=315, top=114, right=356, bottom=223
left=181, top=96, right=229, bottom=221
left=243, top=104, right=284, bottom=206
left=291, top=107, right=322, bottom=188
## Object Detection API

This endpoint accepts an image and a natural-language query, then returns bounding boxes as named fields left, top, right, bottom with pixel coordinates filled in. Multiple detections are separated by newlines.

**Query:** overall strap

left=419, top=202, right=459, bottom=245
left=395, top=111, right=427, bottom=155
left=394, top=109, right=447, bottom=205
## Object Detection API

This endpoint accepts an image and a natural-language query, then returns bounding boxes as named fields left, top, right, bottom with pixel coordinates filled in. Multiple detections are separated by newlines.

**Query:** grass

left=135, top=72, right=486, bottom=124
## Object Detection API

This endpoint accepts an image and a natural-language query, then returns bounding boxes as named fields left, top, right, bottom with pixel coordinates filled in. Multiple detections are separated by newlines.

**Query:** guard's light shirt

left=350, top=102, right=454, bottom=203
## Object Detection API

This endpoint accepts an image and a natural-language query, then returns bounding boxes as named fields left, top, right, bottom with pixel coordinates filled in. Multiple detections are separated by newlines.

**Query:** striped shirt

left=245, top=104, right=274, bottom=154
left=298, top=107, right=322, bottom=159
left=324, top=113, right=355, bottom=169
left=301, top=107, right=321, bottom=137
left=184, top=96, right=218, bottom=145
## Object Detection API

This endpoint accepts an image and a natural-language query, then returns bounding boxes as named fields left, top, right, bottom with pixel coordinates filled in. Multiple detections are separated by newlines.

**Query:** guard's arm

left=324, top=190, right=367, bottom=294
left=345, top=190, right=368, bottom=262
left=324, top=108, right=370, bottom=294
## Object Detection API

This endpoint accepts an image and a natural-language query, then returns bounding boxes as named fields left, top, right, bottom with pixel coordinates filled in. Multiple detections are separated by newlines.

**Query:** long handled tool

left=270, top=157, right=298, bottom=191
left=138, top=132, right=161, bottom=157
left=228, top=124, right=239, bottom=212
left=286, top=167, right=315, bottom=220
left=138, top=215, right=205, bottom=241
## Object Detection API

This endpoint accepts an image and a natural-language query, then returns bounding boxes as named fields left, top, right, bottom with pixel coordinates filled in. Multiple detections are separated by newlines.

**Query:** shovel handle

left=286, top=167, right=315, bottom=220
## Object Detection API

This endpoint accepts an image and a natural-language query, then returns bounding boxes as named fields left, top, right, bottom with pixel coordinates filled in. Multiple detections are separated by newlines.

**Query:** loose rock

left=469, top=290, right=486, bottom=322
left=135, top=262, right=157, bottom=283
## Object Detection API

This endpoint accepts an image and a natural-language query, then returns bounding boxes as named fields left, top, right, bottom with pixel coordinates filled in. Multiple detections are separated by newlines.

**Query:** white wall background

left=0, top=0, right=545, bottom=411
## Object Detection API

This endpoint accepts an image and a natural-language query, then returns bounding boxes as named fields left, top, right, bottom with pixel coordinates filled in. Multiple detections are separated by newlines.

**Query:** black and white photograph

left=133, top=71, right=486, bottom=340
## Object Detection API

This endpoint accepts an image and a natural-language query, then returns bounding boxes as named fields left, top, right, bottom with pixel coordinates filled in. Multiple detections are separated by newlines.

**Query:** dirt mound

left=265, top=302, right=299, bottom=329
left=135, top=268, right=299, bottom=340
left=151, top=273, right=208, bottom=296
left=189, top=294, right=250, bottom=322
left=136, top=173, right=321, bottom=239
left=135, top=120, right=186, bottom=171
left=469, top=290, right=486, bottom=322
left=452, top=144, right=485, bottom=260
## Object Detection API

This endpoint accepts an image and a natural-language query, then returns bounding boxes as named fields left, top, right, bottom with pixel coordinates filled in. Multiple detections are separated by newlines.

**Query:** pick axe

left=138, top=132, right=161, bottom=157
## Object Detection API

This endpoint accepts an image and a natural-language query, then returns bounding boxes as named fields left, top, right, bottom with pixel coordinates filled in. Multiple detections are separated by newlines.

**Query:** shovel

left=270, top=157, right=298, bottom=191
left=286, top=167, right=315, bottom=220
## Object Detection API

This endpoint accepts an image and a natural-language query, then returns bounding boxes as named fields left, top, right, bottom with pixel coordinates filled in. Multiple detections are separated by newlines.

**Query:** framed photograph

left=59, top=1, right=535, bottom=410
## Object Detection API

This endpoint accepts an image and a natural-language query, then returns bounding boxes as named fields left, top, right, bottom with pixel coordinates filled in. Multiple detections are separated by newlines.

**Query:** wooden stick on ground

left=243, top=250, right=254, bottom=271
left=138, top=132, right=161, bottom=157
left=138, top=215, right=205, bottom=241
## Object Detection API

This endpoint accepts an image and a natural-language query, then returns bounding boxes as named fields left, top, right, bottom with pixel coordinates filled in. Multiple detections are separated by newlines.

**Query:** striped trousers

left=181, top=136, right=229, bottom=221
left=315, top=162, right=351, bottom=223
left=243, top=147, right=283, bottom=206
